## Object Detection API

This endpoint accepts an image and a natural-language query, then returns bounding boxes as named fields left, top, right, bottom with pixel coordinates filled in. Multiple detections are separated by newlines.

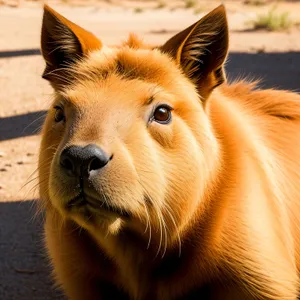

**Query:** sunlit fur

left=39, top=5, right=300, bottom=300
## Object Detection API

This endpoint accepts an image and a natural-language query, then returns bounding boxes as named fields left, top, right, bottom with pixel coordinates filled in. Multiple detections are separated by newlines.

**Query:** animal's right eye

left=54, top=106, right=65, bottom=123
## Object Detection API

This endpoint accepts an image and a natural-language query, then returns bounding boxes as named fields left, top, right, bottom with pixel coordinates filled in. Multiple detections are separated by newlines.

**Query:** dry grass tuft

left=244, top=0, right=266, bottom=6
left=134, top=7, right=144, bottom=13
left=156, top=0, right=166, bottom=9
left=184, top=0, right=197, bottom=9
left=251, top=8, right=292, bottom=31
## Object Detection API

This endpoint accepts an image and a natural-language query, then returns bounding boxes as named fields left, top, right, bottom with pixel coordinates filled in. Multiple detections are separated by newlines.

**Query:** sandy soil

left=0, top=0, right=300, bottom=299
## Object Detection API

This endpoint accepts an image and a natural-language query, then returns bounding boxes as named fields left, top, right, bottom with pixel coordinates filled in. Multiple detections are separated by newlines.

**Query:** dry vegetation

left=184, top=0, right=197, bottom=9
left=251, top=7, right=292, bottom=31
left=244, top=0, right=267, bottom=6
left=156, top=0, right=166, bottom=9
left=134, top=6, right=144, bottom=13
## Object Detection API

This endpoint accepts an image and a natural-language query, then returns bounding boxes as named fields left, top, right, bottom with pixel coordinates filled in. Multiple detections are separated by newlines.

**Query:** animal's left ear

left=159, top=5, right=229, bottom=99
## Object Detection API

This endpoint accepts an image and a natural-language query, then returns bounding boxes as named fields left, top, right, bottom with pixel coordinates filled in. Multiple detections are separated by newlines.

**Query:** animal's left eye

left=152, top=105, right=172, bottom=124
left=54, top=106, right=65, bottom=123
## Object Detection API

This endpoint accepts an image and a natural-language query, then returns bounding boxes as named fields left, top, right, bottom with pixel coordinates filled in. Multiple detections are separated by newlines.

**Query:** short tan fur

left=39, top=4, right=300, bottom=299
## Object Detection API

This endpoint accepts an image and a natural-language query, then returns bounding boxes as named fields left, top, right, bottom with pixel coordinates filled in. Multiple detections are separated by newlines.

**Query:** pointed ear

left=41, top=5, right=102, bottom=88
left=159, top=5, right=229, bottom=99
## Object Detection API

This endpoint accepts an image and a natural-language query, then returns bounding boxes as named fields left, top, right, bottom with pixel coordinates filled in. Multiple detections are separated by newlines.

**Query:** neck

left=88, top=168, right=226, bottom=298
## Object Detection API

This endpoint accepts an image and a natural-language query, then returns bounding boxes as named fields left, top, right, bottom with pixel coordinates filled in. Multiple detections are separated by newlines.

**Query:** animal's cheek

left=41, top=112, right=66, bottom=152
left=148, top=122, right=174, bottom=149
left=117, top=133, right=169, bottom=214
left=38, top=117, right=63, bottom=196
left=39, top=131, right=63, bottom=178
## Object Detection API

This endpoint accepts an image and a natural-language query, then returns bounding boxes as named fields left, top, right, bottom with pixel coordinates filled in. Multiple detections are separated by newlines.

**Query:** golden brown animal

left=38, top=4, right=300, bottom=299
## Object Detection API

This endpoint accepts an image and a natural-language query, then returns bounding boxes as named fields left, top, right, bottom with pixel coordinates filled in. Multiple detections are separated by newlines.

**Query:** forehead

left=76, top=45, right=180, bottom=84
left=60, top=45, right=184, bottom=107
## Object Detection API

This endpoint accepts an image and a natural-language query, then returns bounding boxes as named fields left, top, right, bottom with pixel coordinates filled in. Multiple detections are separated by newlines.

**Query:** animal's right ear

left=41, top=5, right=102, bottom=89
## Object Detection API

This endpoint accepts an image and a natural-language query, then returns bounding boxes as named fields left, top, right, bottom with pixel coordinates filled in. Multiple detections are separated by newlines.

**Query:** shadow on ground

left=0, top=50, right=299, bottom=300
left=226, top=51, right=300, bottom=93
left=0, top=49, right=41, bottom=58
left=0, top=110, right=47, bottom=141
left=0, top=200, right=64, bottom=300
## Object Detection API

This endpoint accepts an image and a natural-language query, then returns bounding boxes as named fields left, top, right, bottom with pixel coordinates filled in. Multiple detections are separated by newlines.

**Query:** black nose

left=60, top=144, right=111, bottom=177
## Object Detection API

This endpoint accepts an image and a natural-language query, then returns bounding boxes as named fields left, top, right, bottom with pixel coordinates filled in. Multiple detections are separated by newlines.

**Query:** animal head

left=39, top=4, right=228, bottom=253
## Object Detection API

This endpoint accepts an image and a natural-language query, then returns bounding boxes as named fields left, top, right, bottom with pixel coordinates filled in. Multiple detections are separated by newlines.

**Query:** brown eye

left=152, top=105, right=172, bottom=124
left=54, top=106, right=65, bottom=123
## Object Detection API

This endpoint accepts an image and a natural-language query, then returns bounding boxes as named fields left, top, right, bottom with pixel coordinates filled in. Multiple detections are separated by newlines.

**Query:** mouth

left=66, top=191, right=130, bottom=218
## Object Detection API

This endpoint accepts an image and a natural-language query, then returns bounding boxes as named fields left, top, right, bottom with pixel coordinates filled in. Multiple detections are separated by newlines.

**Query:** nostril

left=60, top=146, right=84, bottom=177
left=88, top=154, right=111, bottom=172
left=61, top=157, right=74, bottom=171
left=89, top=157, right=104, bottom=172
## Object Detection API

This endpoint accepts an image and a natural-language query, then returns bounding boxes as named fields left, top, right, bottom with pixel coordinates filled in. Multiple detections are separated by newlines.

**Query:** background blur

left=0, top=0, right=299, bottom=299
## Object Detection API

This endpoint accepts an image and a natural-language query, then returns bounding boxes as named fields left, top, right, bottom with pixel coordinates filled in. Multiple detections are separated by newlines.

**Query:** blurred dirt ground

left=0, top=0, right=300, bottom=299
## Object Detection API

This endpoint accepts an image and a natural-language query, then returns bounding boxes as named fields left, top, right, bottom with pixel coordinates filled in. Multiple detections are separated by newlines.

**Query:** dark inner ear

left=41, top=9, right=83, bottom=81
left=159, top=5, right=229, bottom=99
left=159, top=21, right=198, bottom=59
left=182, top=25, right=228, bottom=86
left=41, top=5, right=102, bottom=90
left=43, top=28, right=82, bottom=72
